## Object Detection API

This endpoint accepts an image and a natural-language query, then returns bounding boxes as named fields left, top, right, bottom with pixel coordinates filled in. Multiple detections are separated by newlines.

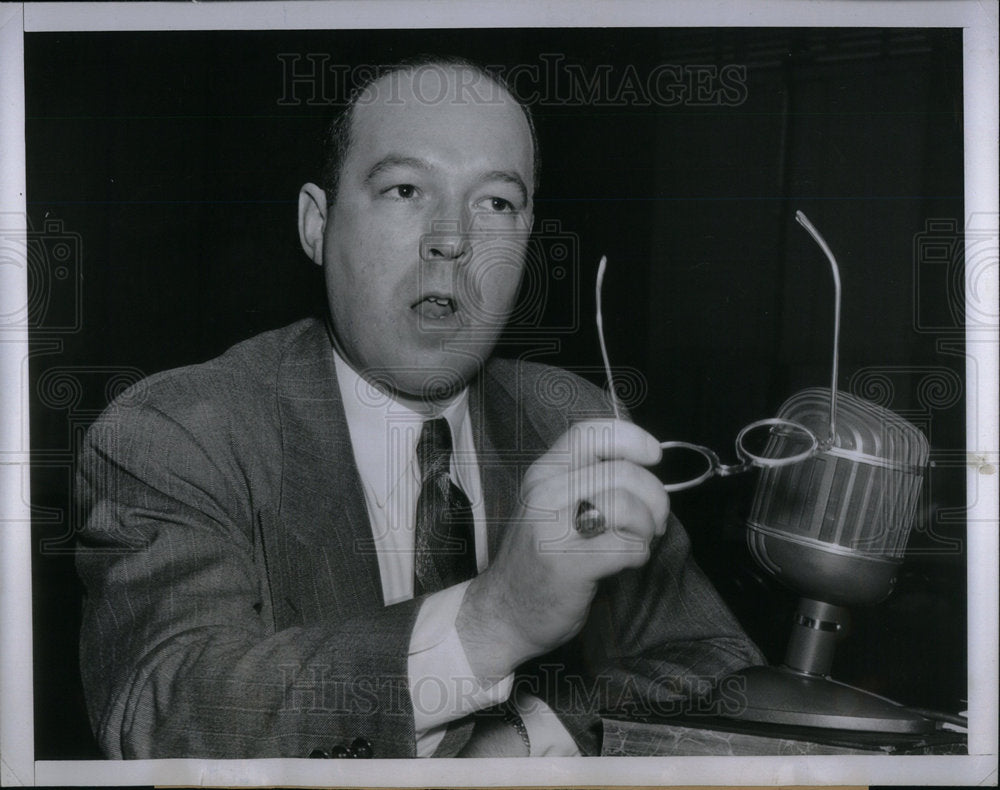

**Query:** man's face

left=319, top=66, right=534, bottom=399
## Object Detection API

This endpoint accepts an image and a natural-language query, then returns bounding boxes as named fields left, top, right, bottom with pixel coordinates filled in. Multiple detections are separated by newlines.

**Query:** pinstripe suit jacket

left=76, top=318, right=762, bottom=759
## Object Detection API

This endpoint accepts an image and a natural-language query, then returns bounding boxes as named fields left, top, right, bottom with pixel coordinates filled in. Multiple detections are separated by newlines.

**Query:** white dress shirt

left=333, top=350, right=580, bottom=757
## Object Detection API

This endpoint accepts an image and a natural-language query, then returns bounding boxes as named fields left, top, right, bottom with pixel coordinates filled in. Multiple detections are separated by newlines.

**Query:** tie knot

left=417, top=418, right=453, bottom=482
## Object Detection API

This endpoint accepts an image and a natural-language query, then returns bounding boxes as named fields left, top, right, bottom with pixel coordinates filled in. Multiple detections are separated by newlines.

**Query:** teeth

left=414, top=295, right=456, bottom=319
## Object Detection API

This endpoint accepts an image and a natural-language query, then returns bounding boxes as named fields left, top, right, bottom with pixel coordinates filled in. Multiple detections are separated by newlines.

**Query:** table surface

left=600, top=715, right=969, bottom=756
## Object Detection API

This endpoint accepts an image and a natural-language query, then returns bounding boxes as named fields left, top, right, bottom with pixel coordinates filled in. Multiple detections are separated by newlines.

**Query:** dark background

left=26, top=28, right=966, bottom=759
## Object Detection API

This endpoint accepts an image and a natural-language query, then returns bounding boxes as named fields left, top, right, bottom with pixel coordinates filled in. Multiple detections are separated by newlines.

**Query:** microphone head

left=746, top=388, right=929, bottom=606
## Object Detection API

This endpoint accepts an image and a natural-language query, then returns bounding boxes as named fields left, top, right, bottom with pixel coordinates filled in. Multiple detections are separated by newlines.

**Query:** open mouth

left=412, top=294, right=457, bottom=320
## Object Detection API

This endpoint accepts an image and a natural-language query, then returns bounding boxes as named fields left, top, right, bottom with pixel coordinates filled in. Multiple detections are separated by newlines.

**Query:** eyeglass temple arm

left=794, top=210, right=841, bottom=448
left=598, top=213, right=841, bottom=443
left=596, top=255, right=623, bottom=420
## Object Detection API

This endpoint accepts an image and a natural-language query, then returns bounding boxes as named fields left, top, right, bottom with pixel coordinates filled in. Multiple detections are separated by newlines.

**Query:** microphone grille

left=749, top=388, right=929, bottom=559
left=781, top=387, right=929, bottom=469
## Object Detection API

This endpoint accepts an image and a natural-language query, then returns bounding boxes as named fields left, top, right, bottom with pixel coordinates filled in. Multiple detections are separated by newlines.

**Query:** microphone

left=717, top=386, right=935, bottom=733
left=591, top=210, right=948, bottom=732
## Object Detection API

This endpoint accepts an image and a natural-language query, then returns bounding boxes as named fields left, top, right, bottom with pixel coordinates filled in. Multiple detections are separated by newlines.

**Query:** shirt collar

left=333, top=348, right=470, bottom=509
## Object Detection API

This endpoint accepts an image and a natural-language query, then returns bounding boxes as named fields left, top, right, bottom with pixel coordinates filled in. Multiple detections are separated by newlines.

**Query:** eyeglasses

left=596, top=210, right=842, bottom=492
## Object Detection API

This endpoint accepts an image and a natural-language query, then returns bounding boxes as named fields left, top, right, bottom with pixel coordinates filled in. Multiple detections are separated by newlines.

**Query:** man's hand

left=457, top=419, right=669, bottom=681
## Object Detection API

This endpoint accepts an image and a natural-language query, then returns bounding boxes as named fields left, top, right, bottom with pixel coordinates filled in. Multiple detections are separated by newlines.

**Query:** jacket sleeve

left=76, top=394, right=421, bottom=760
left=582, top=511, right=767, bottom=717
left=516, top=512, right=765, bottom=755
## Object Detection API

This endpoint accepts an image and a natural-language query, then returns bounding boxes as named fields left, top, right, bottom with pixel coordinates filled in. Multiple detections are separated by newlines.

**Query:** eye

left=478, top=196, right=517, bottom=213
left=384, top=184, right=418, bottom=199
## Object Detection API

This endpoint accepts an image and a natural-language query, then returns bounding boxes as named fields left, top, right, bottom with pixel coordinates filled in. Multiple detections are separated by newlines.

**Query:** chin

left=395, top=352, right=485, bottom=401
left=387, top=373, right=464, bottom=401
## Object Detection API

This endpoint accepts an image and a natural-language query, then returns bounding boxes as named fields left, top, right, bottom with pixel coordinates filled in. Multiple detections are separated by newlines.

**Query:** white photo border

left=2, top=1, right=997, bottom=787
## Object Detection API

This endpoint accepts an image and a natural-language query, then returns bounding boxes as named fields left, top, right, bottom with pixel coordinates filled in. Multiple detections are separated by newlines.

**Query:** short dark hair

left=320, top=54, right=540, bottom=206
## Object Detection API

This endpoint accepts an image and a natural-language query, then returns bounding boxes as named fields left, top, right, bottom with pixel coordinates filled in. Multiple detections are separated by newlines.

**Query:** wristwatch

left=502, top=704, right=531, bottom=754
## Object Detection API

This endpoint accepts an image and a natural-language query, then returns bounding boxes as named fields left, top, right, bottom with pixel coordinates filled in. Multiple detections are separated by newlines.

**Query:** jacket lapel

left=472, top=361, right=546, bottom=560
left=270, top=320, right=385, bottom=625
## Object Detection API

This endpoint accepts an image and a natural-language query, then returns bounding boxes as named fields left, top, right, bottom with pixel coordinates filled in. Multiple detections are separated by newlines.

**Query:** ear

left=298, top=183, right=328, bottom=266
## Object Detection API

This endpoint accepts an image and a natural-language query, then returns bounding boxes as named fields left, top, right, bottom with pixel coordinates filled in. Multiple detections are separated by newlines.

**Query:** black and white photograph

left=1, top=2, right=997, bottom=787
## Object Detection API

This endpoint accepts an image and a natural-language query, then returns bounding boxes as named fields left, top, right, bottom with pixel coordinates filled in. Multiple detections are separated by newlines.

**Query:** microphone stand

left=721, top=596, right=936, bottom=733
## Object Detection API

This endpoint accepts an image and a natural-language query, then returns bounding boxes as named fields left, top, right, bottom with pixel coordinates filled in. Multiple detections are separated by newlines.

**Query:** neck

left=325, top=320, right=462, bottom=416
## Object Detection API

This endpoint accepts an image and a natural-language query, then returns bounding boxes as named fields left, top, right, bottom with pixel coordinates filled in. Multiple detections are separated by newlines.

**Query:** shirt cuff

left=511, top=688, right=582, bottom=757
left=408, top=580, right=513, bottom=757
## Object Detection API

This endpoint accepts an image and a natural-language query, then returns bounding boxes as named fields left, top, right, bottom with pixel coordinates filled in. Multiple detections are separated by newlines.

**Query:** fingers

left=584, top=487, right=656, bottom=567
left=524, top=420, right=662, bottom=490
left=522, top=461, right=670, bottom=535
left=569, top=419, right=662, bottom=465
left=524, top=459, right=670, bottom=542
left=514, top=420, right=669, bottom=580
left=580, top=460, right=670, bottom=537
left=526, top=486, right=657, bottom=572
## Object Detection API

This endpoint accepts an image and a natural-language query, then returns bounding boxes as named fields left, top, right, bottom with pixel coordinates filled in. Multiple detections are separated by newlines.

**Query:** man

left=76, top=56, right=763, bottom=759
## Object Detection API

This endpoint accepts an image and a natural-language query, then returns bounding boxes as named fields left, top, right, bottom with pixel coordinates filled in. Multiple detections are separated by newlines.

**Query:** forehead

left=346, top=66, right=534, bottom=184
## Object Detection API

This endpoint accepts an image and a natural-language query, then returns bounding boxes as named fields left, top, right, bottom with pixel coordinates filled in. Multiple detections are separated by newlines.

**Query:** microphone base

left=716, top=665, right=936, bottom=734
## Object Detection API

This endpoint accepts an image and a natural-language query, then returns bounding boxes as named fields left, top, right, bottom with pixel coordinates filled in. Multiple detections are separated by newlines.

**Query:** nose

left=420, top=216, right=470, bottom=263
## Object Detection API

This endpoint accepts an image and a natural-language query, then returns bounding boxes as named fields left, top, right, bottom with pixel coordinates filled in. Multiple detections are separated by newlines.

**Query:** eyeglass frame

left=596, top=210, right=842, bottom=493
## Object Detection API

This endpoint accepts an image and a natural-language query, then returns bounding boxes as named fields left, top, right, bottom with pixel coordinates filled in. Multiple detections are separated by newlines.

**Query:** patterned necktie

left=413, top=418, right=477, bottom=596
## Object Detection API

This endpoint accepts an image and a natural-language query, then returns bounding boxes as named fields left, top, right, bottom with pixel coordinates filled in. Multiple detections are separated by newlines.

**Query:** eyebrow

left=364, top=155, right=433, bottom=184
left=364, top=156, right=530, bottom=205
left=478, top=170, right=529, bottom=206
